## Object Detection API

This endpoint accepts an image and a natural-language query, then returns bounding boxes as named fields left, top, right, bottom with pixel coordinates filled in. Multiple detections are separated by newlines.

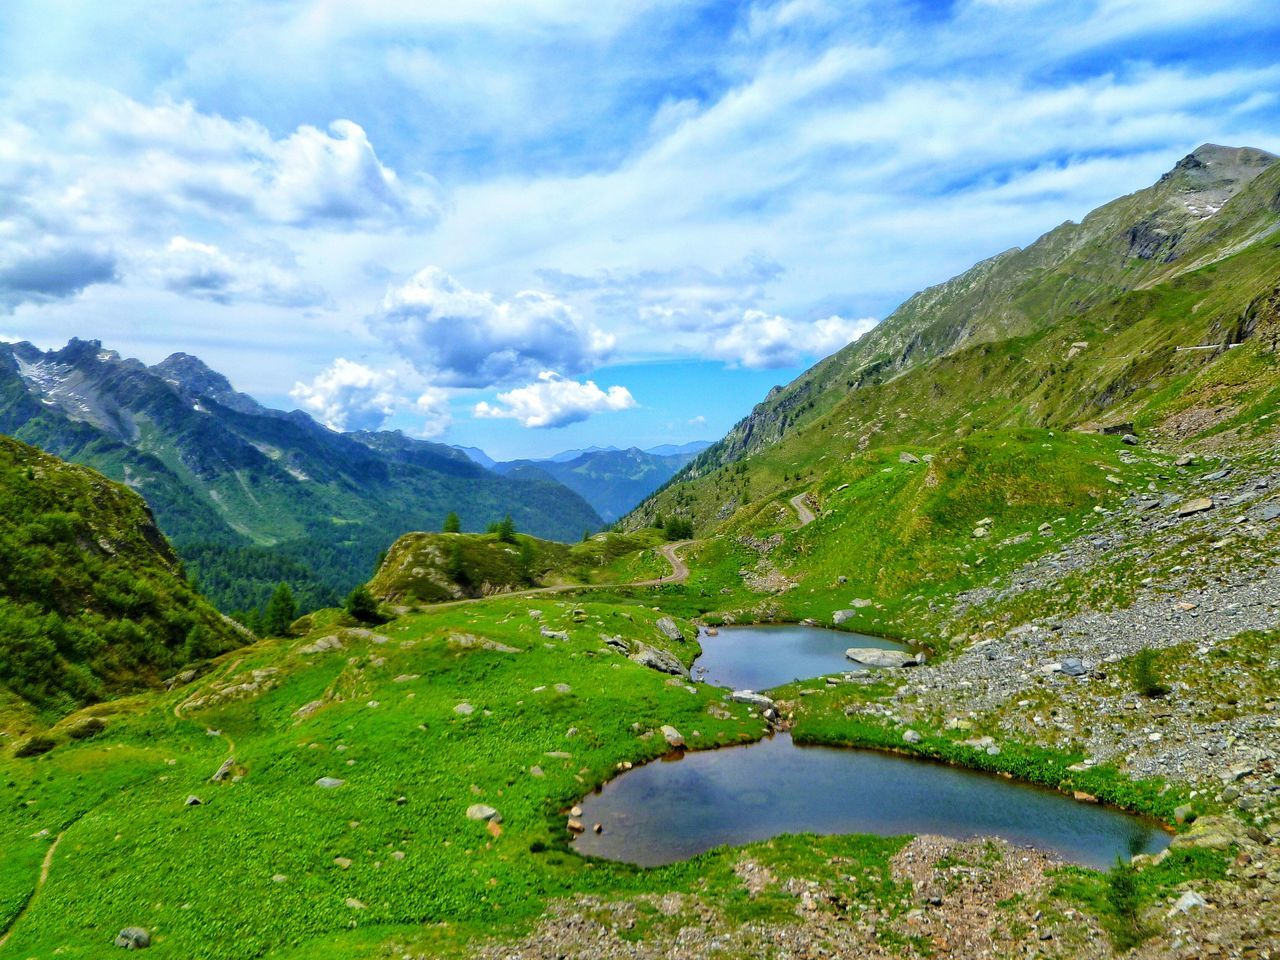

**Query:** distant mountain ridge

left=0, top=340, right=602, bottom=615
left=457, top=441, right=712, bottom=522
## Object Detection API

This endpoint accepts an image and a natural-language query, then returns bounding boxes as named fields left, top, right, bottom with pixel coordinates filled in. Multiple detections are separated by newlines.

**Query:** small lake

left=694, top=624, right=909, bottom=691
left=571, top=734, right=1170, bottom=870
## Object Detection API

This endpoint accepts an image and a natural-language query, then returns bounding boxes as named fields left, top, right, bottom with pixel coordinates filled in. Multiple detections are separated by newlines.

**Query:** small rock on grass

left=661, top=725, right=686, bottom=748
left=315, top=777, right=345, bottom=789
left=466, top=803, right=501, bottom=823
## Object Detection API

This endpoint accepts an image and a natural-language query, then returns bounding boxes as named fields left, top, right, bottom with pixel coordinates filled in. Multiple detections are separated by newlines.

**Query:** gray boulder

left=729, top=690, right=776, bottom=710
left=630, top=644, right=688, bottom=677
left=655, top=617, right=685, bottom=642
left=1177, top=497, right=1214, bottom=516
left=660, top=725, right=686, bottom=748
left=114, top=927, right=151, bottom=949
left=845, top=648, right=918, bottom=668
left=903, top=729, right=922, bottom=745
left=832, top=609, right=856, bottom=625
left=1060, top=657, right=1087, bottom=677
left=466, top=803, right=501, bottom=822
left=315, top=776, right=345, bottom=789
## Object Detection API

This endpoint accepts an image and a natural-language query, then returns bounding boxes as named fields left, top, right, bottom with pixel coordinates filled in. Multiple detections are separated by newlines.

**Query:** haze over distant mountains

left=456, top=441, right=712, bottom=522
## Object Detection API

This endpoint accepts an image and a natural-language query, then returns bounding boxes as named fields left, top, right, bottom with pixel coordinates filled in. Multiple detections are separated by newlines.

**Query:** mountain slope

left=631, top=145, right=1280, bottom=543
left=690, top=144, right=1278, bottom=471
left=0, top=341, right=602, bottom=616
left=0, top=435, right=244, bottom=725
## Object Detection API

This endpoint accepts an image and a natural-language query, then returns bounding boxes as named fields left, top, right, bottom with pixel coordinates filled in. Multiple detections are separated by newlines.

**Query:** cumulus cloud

left=474, top=371, right=635, bottom=428
left=712, top=310, right=878, bottom=368
left=290, top=358, right=453, bottom=436
left=0, top=242, right=119, bottom=312
left=371, top=266, right=615, bottom=388
left=148, top=236, right=327, bottom=307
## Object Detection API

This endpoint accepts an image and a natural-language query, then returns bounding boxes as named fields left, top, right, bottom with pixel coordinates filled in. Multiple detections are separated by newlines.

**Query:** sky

left=1, top=0, right=1279, bottom=459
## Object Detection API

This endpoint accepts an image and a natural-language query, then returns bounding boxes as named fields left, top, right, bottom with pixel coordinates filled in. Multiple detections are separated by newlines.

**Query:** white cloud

left=474, top=371, right=635, bottom=428
left=147, top=236, right=327, bottom=307
left=0, top=241, right=119, bottom=312
left=712, top=310, right=877, bottom=368
left=688, top=414, right=707, bottom=425
left=289, top=358, right=452, bottom=436
left=370, top=266, right=615, bottom=388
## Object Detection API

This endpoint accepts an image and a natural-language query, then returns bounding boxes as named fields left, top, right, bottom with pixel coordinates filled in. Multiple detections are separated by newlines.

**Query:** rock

left=845, top=648, right=918, bottom=668
left=832, top=609, right=856, bottom=625
left=529, top=765, right=544, bottom=778
left=453, top=702, right=475, bottom=716
left=553, top=683, right=572, bottom=694
left=629, top=643, right=688, bottom=677
left=1177, top=497, right=1215, bottom=516
left=903, top=729, right=922, bottom=745
left=184, top=795, right=203, bottom=806
left=1253, top=501, right=1280, bottom=522
left=211, top=757, right=235, bottom=782
left=1174, top=804, right=1196, bottom=824
left=729, top=690, right=776, bottom=710
left=1168, top=891, right=1208, bottom=916
left=315, top=777, right=345, bottom=789
left=334, top=856, right=352, bottom=869
left=972, top=526, right=989, bottom=538
left=298, top=635, right=343, bottom=655
left=660, top=725, right=686, bottom=748
left=114, top=927, right=151, bottom=949
left=466, top=803, right=501, bottom=822
left=566, top=819, right=585, bottom=833
left=1060, top=657, right=1087, bottom=677
left=899, top=451, right=921, bottom=464
left=345, top=897, right=366, bottom=910
left=293, top=699, right=324, bottom=719
left=1121, top=433, right=1139, bottom=445
left=1175, top=453, right=1196, bottom=466
left=539, top=628, right=569, bottom=641
left=655, top=617, right=684, bottom=642
left=1072, top=790, right=1099, bottom=803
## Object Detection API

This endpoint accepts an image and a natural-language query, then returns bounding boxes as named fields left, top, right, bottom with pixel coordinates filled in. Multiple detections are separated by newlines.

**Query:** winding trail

left=789, top=493, right=817, bottom=527
left=0, top=828, right=68, bottom=952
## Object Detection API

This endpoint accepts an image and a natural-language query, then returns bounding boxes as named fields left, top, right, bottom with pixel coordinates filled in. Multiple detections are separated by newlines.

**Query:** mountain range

left=0, top=340, right=602, bottom=616
left=458, top=441, right=711, bottom=522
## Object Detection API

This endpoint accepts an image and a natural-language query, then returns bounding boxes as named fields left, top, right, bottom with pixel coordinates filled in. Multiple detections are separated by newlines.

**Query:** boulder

left=453, top=702, right=475, bottom=716
left=1253, top=501, right=1280, bottom=522
left=184, top=795, right=203, bottom=807
left=832, top=609, right=856, bottom=625
left=114, top=927, right=151, bottom=949
left=1167, top=891, right=1208, bottom=916
left=1060, top=657, right=1087, bottom=677
left=466, top=803, right=501, bottom=822
left=629, top=644, right=688, bottom=677
left=1121, top=433, right=1139, bottom=445
left=315, top=776, right=345, bottom=789
left=729, top=691, right=776, bottom=710
left=540, top=628, right=569, bottom=641
left=660, top=725, right=686, bottom=748
left=845, top=648, right=918, bottom=668
left=1177, top=497, right=1214, bottom=516
left=655, top=617, right=685, bottom=642
left=298, top=635, right=343, bottom=655
left=899, top=451, right=921, bottom=464
left=903, top=729, right=922, bottom=745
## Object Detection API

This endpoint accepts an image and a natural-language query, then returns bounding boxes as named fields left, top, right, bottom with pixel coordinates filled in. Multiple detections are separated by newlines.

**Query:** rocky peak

left=151, top=351, right=264, bottom=415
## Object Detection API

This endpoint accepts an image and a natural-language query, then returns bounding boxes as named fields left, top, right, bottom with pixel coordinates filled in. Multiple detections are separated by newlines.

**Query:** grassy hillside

left=0, top=435, right=243, bottom=729
left=369, top=529, right=669, bottom=604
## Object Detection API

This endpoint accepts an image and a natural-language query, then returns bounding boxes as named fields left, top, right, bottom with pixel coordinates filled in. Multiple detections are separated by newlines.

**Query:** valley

left=1, top=143, right=1278, bottom=959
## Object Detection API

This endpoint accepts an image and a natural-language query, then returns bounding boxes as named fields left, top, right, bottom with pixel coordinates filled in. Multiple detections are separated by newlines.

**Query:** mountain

left=451, top=444, right=497, bottom=469
left=0, top=341, right=602, bottom=617
left=0, top=434, right=244, bottom=726
left=632, top=144, right=1280, bottom=537
left=684, top=144, right=1279, bottom=473
left=492, top=443, right=711, bottom=522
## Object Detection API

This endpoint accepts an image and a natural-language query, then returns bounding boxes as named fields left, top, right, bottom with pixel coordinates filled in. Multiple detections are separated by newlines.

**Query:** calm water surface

left=572, top=733, right=1170, bottom=870
left=694, top=624, right=909, bottom=691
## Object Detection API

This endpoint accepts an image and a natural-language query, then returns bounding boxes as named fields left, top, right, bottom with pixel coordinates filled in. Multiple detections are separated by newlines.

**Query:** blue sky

left=1, top=0, right=1279, bottom=459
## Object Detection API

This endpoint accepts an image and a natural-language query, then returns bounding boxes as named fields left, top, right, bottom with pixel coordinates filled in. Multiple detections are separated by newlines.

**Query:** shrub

left=344, top=585, right=382, bottom=623
left=1131, top=649, right=1169, bottom=698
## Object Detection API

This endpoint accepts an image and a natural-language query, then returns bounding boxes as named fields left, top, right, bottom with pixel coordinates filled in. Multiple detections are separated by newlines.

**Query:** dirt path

left=0, top=825, right=71, bottom=951
left=789, top=493, right=817, bottom=526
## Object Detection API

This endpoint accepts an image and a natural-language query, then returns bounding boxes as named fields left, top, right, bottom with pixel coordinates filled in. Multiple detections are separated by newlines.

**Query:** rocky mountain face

left=0, top=341, right=602, bottom=614
left=688, top=144, right=1280, bottom=475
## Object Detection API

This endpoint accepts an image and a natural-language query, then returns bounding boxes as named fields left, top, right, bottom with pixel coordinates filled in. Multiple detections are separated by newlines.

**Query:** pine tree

left=517, top=539, right=536, bottom=584
left=496, top=514, right=517, bottom=543
left=263, top=583, right=297, bottom=636
left=344, top=585, right=380, bottom=623
left=442, top=511, right=461, bottom=533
